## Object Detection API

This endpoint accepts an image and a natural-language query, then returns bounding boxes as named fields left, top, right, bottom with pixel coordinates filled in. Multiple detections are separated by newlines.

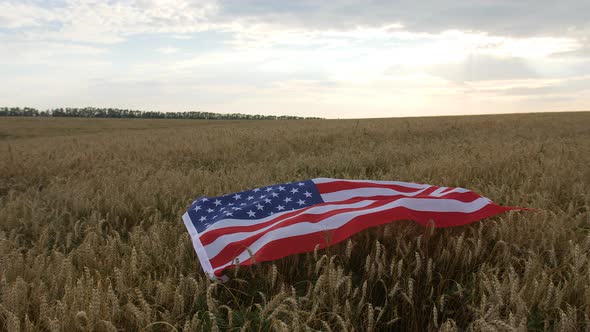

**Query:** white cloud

left=0, top=0, right=588, bottom=117
left=170, top=34, right=193, bottom=40
left=0, top=0, right=221, bottom=43
left=0, top=2, right=59, bottom=28
left=0, top=38, right=107, bottom=65
left=157, top=47, right=179, bottom=54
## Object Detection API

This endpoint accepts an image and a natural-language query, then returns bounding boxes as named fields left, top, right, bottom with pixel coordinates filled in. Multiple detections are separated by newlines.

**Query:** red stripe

left=422, top=191, right=482, bottom=201
left=317, top=181, right=486, bottom=202
left=315, top=180, right=425, bottom=194
left=212, top=203, right=519, bottom=275
left=418, top=186, right=439, bottom=196
left=200, top=192, right=486, bottom=245
left=206, top=200, right=390, bottom=268
left=199, top=199, right=367, bottom=246
left=319, top=191, right=484, bottom=203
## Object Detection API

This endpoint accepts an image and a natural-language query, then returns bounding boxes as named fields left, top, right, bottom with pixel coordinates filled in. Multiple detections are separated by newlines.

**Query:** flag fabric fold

left=182, top=178, right=522, bottom=278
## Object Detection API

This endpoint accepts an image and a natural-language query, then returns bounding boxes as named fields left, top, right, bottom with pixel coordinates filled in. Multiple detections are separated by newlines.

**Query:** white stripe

left=320, top=187, right=429, bottom=202
left=202, top=178, right=431, bottom=234
left=200, top=209, right=294, bottom=235
left=182, top=212, right=216, bottom=278
left=200, top=200, right=374, bottom=235
left=312, top=177, right=431, bottom=189
left=211, top=197, right=491, bottom=271
left=429, top=187, right=471, bottom=197
left=429, top=187, right=448, bottom=197
left=203, top=200, right=376, bottom=259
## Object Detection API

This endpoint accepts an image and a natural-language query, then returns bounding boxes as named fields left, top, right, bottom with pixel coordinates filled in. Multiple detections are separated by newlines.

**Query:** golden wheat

left=0, top=113, right=589, bottom=331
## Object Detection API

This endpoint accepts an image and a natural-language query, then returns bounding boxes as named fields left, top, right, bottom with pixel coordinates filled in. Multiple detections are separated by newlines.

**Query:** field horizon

left=2, top=107, right=590, bottom=121
left=1, top=112, right=589, bottom=331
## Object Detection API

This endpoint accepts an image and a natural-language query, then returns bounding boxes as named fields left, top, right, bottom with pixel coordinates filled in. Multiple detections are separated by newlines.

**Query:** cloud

left=494, top=76, right=590, bottom=97
left=0, top=1, right=59, bottom=28
left=0, top=37, right=107, bottom=65
left=2, top=0, right=588, bottom=46
left=0, top=0, right=588, bottom=118
left=219, top=0, right=590, bottom=38
left=0, top=0, right=221, bottom=43
left=426, top=55, right=538, bottom=82
left=170, top=34, right=193, bottom=40
left=157, top=47, right=179, bottom=54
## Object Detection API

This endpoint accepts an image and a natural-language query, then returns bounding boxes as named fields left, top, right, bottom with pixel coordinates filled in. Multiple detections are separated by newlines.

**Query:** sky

left=1, top=0, right=589, bottom=119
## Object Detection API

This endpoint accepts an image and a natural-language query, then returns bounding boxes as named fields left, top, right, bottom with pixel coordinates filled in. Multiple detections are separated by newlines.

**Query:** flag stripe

left=312, top=177, right=430, bottom=189
left=316, top=178, right=478, bottom=201
left=198, top=200, right=370, bottom=245
left=319, top=187, right=484, bottom=203
left=209, top=196, right=495, bottom=271
left=182, top=177, right=524, bottom=278
left=182, top=212, right=215, bottom=277
left=200, top=200, right=375, bottom=247
left=200, top=191, right=484, bottom=247
left=315, top=179, right=427, bottom=194
left=211, top=201, right=513, bottom=275
left=319, top=187, right=429, bottom=201
left=205, top=200, right=390, bottom=267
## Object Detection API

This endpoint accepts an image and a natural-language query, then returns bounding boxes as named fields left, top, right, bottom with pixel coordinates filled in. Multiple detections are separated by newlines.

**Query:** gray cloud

left=1, top=0, right=588, bottom=117
left=498, top=77, right=590, bottom=96
left=3, top=1, right=588, bottom=46
left=220, top=0, right=590, bottom=37
left=426, top=55, right=538, bottom=82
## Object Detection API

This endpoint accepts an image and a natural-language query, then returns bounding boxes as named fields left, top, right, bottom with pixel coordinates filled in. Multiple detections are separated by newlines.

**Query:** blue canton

left=187, top=180, right=324, bottom=233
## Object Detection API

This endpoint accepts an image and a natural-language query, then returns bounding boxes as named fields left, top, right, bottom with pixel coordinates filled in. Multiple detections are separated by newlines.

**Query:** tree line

left=0, top=107, right=322, bottom=120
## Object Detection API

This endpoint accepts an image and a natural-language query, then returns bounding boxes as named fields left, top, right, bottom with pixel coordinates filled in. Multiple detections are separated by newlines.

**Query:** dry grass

left=1, top=113, right=589, bottom=331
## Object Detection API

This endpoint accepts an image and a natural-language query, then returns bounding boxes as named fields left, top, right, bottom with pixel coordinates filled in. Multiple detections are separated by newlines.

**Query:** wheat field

left=1, top=113, right=589, bottom=331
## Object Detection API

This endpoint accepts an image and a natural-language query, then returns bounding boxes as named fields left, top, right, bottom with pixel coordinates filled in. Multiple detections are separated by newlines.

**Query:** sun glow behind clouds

left=0, top=0, right=588, bottom=118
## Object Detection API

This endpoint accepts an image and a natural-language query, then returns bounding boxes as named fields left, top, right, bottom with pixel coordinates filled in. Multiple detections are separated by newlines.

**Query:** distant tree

left=0, top=106, right=322, bottom=120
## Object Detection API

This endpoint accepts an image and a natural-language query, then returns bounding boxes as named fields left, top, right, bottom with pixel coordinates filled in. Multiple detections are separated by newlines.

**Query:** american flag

left=182, top=178, right=521, bottom=278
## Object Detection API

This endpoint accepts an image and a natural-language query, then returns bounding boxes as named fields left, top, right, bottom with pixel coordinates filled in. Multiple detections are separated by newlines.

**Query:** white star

left=297, top=199, right=305, bottom=206
left=206, top=208, right=214, bottom=213
left=246, top=210, right=256, bottom=217
left=256, top=203, right=264, bottom=210
left=201, top=198, right=209, bottom=201
left=278, top=186, right=286, bottom=191
left=265, top=187, right=273, bottom=192
left=290, top=188, right=299, bottom=194
left=220, top=207, right=226, bottom=211
left=276, top=205, right=285, bottom=211
left=297, top=182, right=305, bottom=186
left=214, top=199, right=222, bottom=206
left=264, top=198, right=272, bottom=204
left=225, top=212, right=233, bottom=216
left=253, top=188, right=260, bottom=192
left=303, top=191, right=312, bottom=198
left=271, top=192, right=279, bottom=198
left=283, top=197, right=292, bottom=203
left=228, top=203, right=234, bottom=206
left=247, top=196, right=254, bottom=200
left=234, top=207, right=242, bottom=210
left=199, top=216, right=207, bottom=222
left=258, top=195, right=266, bottom=199
left=233, top=194, right=242, bottom=200
left=193, top=205, right=201, bottom=212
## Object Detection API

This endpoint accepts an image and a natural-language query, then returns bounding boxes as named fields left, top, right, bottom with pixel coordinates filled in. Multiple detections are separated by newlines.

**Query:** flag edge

left=182, top=212, right=216, bottom=279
